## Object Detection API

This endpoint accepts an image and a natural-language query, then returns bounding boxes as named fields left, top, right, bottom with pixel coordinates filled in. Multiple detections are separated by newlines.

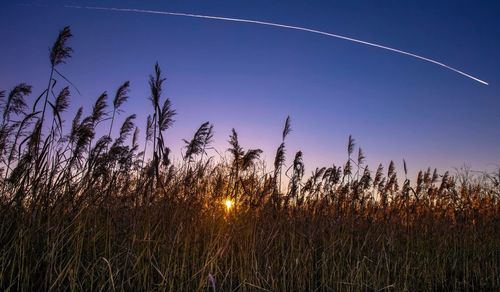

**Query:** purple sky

left=1, top=0, right=499, bottom=178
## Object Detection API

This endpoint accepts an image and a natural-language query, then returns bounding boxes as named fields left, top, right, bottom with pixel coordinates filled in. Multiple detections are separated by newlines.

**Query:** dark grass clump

left=0, top=27, right=499, bottom=291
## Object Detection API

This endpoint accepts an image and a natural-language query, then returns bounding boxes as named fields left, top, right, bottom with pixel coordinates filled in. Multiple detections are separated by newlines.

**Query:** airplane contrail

left=64, top=5, right=489, bottom=85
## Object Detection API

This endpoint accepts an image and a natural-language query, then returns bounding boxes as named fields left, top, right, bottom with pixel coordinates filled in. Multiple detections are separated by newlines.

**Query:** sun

left=224, top=199, right=234, bottom=212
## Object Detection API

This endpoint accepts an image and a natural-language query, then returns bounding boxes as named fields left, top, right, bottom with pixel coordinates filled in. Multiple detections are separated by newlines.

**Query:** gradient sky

left=1, top=0, right=499, bottom=178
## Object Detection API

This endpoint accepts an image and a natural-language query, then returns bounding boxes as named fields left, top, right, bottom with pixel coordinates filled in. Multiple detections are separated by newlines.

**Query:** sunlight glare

left=224, top=199, right=234, bottom=212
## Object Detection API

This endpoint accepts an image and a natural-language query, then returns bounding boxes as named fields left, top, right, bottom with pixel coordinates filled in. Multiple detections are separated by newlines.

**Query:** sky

left=1, top=0, right=499, bottom=179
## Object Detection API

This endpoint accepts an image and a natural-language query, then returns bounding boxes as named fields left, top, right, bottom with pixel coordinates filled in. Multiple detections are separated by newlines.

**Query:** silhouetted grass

left=0, top=26, right=499, bottom=291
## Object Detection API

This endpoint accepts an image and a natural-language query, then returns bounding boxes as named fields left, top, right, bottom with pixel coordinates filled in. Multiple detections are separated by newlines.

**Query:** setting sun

left=224, top=199, right=234, bottom=212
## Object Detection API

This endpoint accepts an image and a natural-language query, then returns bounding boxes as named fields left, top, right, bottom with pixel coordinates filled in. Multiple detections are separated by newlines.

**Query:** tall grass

left=0, top=27, right=499, bottom=291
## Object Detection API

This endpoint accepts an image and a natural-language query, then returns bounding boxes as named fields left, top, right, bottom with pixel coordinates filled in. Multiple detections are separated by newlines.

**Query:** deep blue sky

left=1, top=0, right=499, bottom=177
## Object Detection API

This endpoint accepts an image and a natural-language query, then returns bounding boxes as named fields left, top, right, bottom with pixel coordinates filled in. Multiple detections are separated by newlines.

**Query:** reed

left=0, top=27, right=499, bottom=291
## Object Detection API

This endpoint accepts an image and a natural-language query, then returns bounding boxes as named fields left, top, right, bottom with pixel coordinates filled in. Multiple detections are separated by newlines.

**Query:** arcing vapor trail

left=64, top=5, right=488, bottom=85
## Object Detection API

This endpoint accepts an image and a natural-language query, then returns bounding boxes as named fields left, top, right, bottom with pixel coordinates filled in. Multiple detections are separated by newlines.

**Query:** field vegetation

left=0, top=27, right=499, bottom=291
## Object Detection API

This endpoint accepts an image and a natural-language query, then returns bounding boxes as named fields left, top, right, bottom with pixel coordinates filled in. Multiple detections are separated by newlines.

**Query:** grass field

left=0, top=26, right=499, bottom=291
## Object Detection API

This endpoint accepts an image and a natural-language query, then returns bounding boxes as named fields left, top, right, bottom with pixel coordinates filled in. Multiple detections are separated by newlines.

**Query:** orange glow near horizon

left=224, top=199, right=234, bottom=212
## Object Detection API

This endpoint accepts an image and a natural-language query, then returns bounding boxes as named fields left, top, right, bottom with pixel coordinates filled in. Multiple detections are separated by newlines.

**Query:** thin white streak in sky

left=64, top=5, right=488, bottom=85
